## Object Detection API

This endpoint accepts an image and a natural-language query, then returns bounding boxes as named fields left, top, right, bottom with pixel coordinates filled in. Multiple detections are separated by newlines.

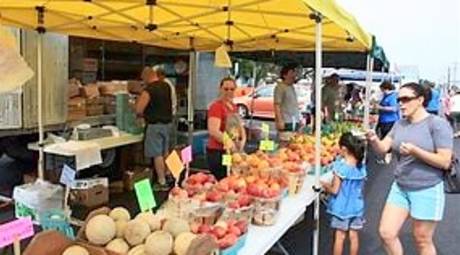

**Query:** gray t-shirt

left=389, top=115, right=453, bottom=191
left=274, top=81, right=300, bottom=123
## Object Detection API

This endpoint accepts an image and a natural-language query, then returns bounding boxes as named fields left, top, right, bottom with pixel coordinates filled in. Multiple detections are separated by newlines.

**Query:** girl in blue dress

left=321, top=132, right=367, bottom=255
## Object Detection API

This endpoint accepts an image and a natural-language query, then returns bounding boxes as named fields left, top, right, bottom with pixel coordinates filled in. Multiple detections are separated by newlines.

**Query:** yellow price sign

left=222, top=154, right=232, bottom=166
left=260, top=140, right=275, bottom=151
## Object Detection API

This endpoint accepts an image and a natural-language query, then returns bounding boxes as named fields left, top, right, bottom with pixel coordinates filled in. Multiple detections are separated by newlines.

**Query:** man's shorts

left=386, top=181, right=445, bottom=221
left=330, top=216, right=365, bottom=231
left=144, top=123, right=171, bottom=158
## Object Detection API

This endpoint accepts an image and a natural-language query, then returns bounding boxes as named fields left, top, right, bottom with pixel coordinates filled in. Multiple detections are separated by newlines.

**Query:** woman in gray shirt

left=367, top=82, right=453, bottom=255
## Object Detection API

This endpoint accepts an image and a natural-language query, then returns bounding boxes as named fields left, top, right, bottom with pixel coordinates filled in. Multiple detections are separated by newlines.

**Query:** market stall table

left=239, top=177, right=317, bottom=255
left=27, top=132, right=143, bottom=157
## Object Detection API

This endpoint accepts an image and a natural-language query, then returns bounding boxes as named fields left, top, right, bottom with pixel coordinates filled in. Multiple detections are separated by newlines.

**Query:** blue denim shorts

left=330, top=216, right=365, bottom=231
left=386, top=181, right=445, bottom=221
left=144, top=123, right=171, bottom=158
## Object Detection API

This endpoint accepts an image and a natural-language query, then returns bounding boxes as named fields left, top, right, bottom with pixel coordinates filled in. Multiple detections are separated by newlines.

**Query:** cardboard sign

left=222, top=154, right=232, bottom=166
left=181, top=145, right=193, bottom=164
left=261, top=123, right=270, bottom=135
left=0, top=217, right=34, bottom=248
left=223, top=132, right=231, bottom=146
left=60, top=164, right=76, bottom=186
left=134, top=179, right=156, bottom=212
left=166, top=150, right=184, bottom=179
left=260, top=140, right=275, bottom=151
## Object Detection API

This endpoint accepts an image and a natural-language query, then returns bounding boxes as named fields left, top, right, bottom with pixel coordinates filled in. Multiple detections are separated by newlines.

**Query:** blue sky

left=340, top=0, right=460, bottom=83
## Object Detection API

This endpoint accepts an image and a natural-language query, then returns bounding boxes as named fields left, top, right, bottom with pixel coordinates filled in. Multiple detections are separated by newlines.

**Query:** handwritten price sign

left=0, top=217, right=34, bottom=248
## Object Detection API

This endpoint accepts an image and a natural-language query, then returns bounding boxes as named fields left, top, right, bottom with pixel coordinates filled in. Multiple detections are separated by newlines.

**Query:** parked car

left=233, top=84, right=310, bottom=119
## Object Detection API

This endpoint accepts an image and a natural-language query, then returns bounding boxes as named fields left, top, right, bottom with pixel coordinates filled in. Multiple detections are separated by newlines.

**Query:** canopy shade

left=0, top=0, right=372, bottom=52
left=232, top=50, right=388, bottom=71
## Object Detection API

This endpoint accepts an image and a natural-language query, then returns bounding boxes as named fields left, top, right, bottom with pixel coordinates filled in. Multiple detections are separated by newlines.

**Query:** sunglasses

left=223, top=88, right=236, bottom=92
left=397, top=96, right=419, bottom=104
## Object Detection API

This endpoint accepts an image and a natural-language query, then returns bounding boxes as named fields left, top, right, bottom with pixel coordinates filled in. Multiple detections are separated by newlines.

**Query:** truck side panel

left=21, top=30, right=69, bottom=128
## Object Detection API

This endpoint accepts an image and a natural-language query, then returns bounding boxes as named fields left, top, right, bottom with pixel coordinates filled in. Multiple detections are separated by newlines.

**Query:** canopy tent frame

left=0, top=2, right=376, bottom=254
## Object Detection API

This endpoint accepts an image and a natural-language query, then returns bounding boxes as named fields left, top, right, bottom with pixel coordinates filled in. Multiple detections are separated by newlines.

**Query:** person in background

left=322, top=73, right=341, bottom=122
left=154, top=65, right=178, bottom=148
left=375, top=81, right=399, bottom=164
left=449, top=87, right=460, bottom=136
left=442, top=88, right=455, bottom=130
left=321, top=132, right=367, bottom=255
left=136, top=66, right=173, bottom=191
left=367, top=82, right=453, bottom=255
left=425, top=81, right=441, bottom=115
left=207, top=77, right=246, bottom=180
left=274, top=64, right=300, bottom=134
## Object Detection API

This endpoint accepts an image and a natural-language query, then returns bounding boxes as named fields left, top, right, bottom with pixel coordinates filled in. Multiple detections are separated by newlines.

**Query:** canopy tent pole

left=363, top=54, right=374, bottom=130
left=312, top=12, right=322, bottom=255
left=187, top=39, right=198, bottom=146
left=37, top=32, right=44, bottom=180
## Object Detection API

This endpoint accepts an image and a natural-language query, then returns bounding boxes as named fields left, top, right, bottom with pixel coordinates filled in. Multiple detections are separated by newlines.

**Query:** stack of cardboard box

left=81, top=84, right=104, bottom=116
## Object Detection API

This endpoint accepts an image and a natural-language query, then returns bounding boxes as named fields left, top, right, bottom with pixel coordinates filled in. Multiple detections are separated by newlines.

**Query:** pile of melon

left=63, top=207, right=217, bottom=255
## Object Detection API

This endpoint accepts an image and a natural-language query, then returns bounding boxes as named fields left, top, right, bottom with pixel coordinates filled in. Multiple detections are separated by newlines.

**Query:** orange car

left=233, top=84, right=310, bottom=119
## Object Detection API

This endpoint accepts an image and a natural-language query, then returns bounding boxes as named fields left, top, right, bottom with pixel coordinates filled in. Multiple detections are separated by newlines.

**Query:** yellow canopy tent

left=0, top=0, right=371, bottom=51
left=0, top=3, right=373, bottom=254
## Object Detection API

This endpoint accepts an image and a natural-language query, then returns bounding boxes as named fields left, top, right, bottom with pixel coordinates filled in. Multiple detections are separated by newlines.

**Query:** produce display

left=75, top=207, right=217, bottom=255
left=23, top=122, right=361, bottom=255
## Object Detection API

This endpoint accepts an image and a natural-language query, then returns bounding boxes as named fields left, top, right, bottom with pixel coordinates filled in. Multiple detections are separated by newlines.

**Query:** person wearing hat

left=136, top=66, right=174, bottom=191
left=322, top=73, right=341, bottom=122
left=274, top=65, right=300, bottom=133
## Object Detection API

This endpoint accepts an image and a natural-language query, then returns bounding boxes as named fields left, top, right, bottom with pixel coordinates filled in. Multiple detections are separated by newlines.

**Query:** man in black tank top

left=136, top=66, right=173, bottom=191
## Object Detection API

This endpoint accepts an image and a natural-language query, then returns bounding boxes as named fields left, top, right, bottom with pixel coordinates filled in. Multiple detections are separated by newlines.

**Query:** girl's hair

left=380, top=81, right=395, bottom=91
left=400, top=82, right=432, bottom=107
left=339, top=132, right=365, bottom=167
left=220, top=77, right=236, bottom=87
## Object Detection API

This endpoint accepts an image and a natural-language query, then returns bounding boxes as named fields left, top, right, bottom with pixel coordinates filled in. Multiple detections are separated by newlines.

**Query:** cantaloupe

left=109, top=207, right=131, bottom=222
left=127, top=245, right=146, bottom=255
left=135, top=212, right=161, bottom=231
left=85, top=215, right=116, bottom=245
left=124, top=219, right=151, bottom=246
left=144, top=231, right=173, bottom=255
left=62, top=245, right=89, bottom=255
left=174, top=232, right=197, bottom=255
left=116, top=220, right=128, bottom=238
left=162, top=218, right=190, bottom=238
left=106, top=238, right=129, bottom=254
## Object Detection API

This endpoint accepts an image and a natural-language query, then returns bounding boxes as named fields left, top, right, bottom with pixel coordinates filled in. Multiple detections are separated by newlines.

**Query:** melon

left=109, top=207, right=131, bottom=222
left=174, top=232, right=197, bottom=255
left=85, top=214, right=116, bottom=245
left=135, top=212, right=161, bottom=231
left=106, top=238, right=129, bottom=254
left=144, top=231, right=174, bottom=255
left=127, top=245, right=146, bottom=255
left=162, top=218, right=190, bottom=238
left=116, top=220, right=128, bottom=238
left=124, top=219, right=151, bottom=246
left=62, top=245, right=89, bottom=255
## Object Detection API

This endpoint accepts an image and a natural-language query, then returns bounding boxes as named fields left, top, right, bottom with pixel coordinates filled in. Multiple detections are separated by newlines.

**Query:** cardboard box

left=80, top=84, right=100, bottom=99
left=103, top=95, right=116, bottom=114
left=86, top=104, right=105, bottom=116
left=98, top=82, right=128, bottom=96
left=82, top=58, right=98, bottom=72
left=70, top=178, right=109, bottom=208
left=127, top=80, right=144, bottom=94
left=68, top=78, right=81, bottom=98
left=24, top=230, right=116, bottom=255
left=68, top=97, right=87, bottom=121
left=123, top=167, right=152, bottom=191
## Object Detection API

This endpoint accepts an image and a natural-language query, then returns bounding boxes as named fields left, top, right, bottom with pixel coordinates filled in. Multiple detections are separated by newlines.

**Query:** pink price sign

left=0, top=217, right=34, bottom=248
left=181, top=146, right=192, bottom=164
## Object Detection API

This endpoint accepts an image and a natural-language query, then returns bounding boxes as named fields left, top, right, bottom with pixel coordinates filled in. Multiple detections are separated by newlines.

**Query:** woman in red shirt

left=207, top=77, right=246, bottom=180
